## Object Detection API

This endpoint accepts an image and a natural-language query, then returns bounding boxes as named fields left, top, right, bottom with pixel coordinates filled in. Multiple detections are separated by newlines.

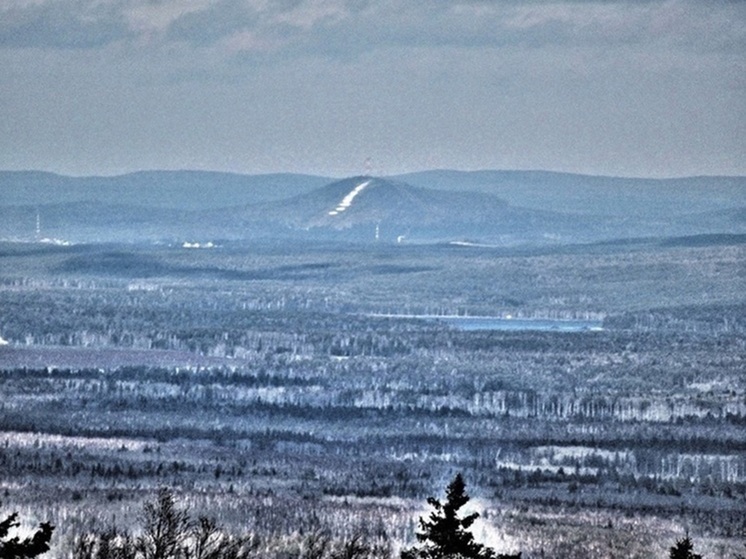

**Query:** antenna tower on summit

left=364, top=157, right=373, bottom=177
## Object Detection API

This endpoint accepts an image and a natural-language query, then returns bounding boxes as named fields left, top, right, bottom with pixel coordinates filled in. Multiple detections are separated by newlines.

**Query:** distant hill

left=1, top=170, right=744, bottom=245
left=241, top=175, right=511, bottom=226
left=219, top=176, right=533, bottom=243
left=202, top=176, right=746, bottom=244
left=0, top=170, right=332, bottom=210
left=0, top=201, right=189, bottom=243
left=394, top=170, right=746, bottom=218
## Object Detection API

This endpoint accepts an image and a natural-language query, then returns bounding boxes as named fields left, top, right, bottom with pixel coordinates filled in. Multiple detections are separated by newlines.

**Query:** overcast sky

left=1, top=0, right=744, bottom=178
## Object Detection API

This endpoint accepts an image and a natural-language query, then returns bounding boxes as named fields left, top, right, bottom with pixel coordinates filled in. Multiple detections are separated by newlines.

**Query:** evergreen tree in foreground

left=0, top=512, right=54, bottom=559
left=401, top=474, right=520, bottom=559
left=669, top=535, right=702, bottom=559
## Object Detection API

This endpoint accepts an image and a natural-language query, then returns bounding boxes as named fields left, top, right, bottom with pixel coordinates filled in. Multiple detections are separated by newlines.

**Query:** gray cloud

left=0, top=1, right=131, bottom=48
left=165, top=0, right=260, bottom=46
left=1, top=0, right=743, bottom=54
left=0, top=0, right=743, bottom=177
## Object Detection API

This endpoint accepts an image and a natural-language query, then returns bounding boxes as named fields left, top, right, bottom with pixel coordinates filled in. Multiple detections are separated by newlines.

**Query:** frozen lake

left=378, top=314, right=604, bottom=332
left=435, top=316, right=603, bottom=332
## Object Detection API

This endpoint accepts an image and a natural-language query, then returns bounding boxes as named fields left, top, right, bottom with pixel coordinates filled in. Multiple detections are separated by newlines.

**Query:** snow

left=328, top=180, right=371, bottom=216
left=0, top=336, right=9, bottom=346
left=40, top=237, right=72, bottom=246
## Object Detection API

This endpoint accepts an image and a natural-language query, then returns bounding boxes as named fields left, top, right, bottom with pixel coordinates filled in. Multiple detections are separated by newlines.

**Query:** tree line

left=4, top=475, right=740, bottom=559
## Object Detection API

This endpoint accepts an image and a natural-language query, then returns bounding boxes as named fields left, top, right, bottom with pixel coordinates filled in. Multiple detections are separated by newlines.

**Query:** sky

left=0, top=0, right=744, bottom=178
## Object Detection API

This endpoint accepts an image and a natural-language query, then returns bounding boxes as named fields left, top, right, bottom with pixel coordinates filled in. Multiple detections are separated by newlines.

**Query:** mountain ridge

left=1, top=170, right=745, bottom=245
left=2, top=168, right=744, bottom=215
left=0, top=170, right=332, bottom=210
left=394, top=170, right=746, bottom=217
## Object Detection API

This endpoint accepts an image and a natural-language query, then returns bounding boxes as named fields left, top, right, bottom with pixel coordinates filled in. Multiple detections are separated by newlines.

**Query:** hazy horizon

left=1, top=0, right=744, bottom=179
left=3, top=166, right=746, bottom=181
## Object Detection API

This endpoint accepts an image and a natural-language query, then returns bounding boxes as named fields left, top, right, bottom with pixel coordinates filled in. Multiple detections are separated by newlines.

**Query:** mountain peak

left=304, top=176, right=437, bottom=228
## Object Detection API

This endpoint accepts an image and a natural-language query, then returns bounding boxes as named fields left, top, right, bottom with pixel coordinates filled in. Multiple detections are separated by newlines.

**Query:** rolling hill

left=394, top=170, right=746, bottom=217
left=0, top=170, right=331, bottom=210
left=1, top=170, right=744, bottom=245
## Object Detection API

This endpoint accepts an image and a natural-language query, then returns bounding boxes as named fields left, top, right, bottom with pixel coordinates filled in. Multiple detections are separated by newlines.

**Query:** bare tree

left=187, top=517, right=256, bottom=559
left=71, top=528, right=136, bottom=559
left=331, top=533, right=369, bottom=559
left=301, top=528, right=331, bottom=559
left=136, top=489, right=191, bottom=559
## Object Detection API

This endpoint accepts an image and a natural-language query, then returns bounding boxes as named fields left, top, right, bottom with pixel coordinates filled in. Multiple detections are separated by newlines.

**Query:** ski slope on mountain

left=328, top=180, right=371, bottom=216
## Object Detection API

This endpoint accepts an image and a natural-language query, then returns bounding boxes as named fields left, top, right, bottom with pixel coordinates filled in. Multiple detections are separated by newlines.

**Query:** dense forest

left=0, top=237, right=744, bottom=558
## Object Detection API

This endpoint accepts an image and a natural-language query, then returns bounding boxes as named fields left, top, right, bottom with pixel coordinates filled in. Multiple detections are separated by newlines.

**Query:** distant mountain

left=247, top=175, right=512, bottom=226
left=221, top=176, right=524, bottom=242
left=1, top=170, right=744, bottom=245
left=219, top=176, right=744, bottom=244
left=0, top=170, right=332, bottom=210
left=394, top=170, right=746, bottom=218
left=3, top=169, right=744, bottom=217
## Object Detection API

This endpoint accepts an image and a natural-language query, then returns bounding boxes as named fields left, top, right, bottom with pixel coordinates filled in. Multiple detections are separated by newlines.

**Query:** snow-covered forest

left=0, top=238, right=744, bottom=558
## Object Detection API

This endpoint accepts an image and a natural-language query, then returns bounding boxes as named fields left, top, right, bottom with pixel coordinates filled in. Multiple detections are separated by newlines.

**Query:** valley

left=0, top=234, right=744, bottom=558
left=0, top=171, right=744, bottom=558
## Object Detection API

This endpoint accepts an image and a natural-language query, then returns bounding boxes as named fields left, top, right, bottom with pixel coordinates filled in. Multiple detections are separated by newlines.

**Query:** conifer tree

left=0, top=512, right=54, bottom=559
left=669, top=535, right=702, bottom=559
left=401, top=474, right=520, bottom=559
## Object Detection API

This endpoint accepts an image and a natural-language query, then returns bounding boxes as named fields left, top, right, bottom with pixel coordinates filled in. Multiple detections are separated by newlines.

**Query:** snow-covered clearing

left=328, top=180, right=371, bottom=216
